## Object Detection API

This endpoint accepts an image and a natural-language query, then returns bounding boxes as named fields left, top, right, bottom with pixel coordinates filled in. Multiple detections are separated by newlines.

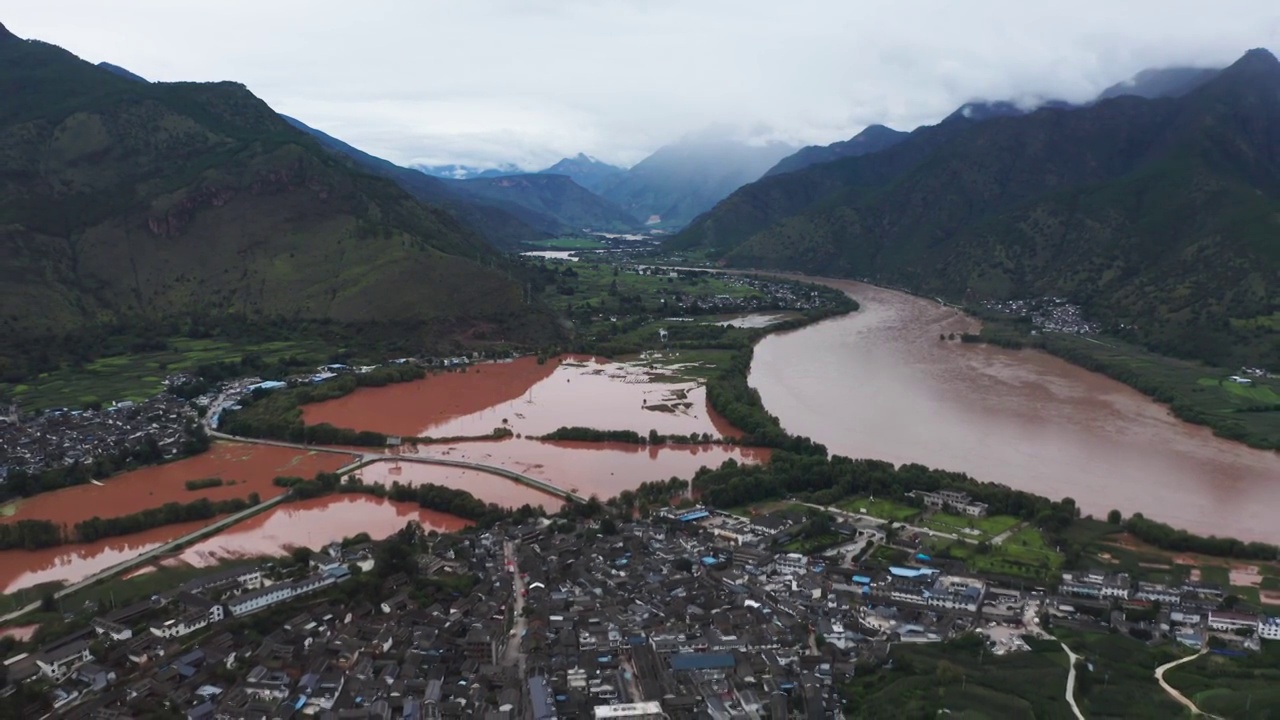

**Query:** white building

left=226, top=568, right=349, bottom=617
left=1134, top=582, right=1181, bottom=604
left=150, top=610, right=211, bottom=639
left=1208, top=610, right=1259, bottom=633
left=593, top=701, right=666, bottom=719
left=913, top=489, right=989, bottom=517
left=775, top=553, right=808, bottom=575
left=925, top=576, right=987, bottom=612
left=36, top=641, right=92, bottom=681
left=1258, top=617, right=1280, bottom=641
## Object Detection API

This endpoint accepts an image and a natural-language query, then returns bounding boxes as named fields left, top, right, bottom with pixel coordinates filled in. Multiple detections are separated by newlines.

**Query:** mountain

left=415, top=163, right=520, bottom=180
left=96, top=62, right=147, bottom=83
left=447, top=174, right=640, bottom=233
left=1094, top=66, right=1220, bottom=101
left=670, top=49, right=1280, bottom=367
left=281, top=115, right=549, bottom=249
left=598, top=136, right=796, bottom=229
left=765, top=124, right=908, bottom=177
left=538, top=153, right=625, bottom=194
left=0, top=27, right=556, bottom=355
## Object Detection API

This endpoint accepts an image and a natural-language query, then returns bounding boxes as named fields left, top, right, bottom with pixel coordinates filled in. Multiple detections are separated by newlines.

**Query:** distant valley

left=671, top=51, right=1280, bottom=370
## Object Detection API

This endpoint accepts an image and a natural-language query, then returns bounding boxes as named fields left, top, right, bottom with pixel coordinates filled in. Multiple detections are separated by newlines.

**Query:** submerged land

left=1, top=261, right=1279, bottom=719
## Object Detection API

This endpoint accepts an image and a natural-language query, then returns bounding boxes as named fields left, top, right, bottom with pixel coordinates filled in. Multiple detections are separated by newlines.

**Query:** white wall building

left=36, top=642, right=92, bottom=681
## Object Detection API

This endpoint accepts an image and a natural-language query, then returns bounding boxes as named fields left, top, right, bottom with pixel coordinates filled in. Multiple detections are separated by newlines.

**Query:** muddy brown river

left=750, top=279, right=1280, bottom=543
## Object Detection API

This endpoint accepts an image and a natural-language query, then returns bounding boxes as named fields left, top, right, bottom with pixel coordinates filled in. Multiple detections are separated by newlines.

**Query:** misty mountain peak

left=1230, top=47, right=1280, bottom=74
left=1200, top=47, right=1280, bottom=94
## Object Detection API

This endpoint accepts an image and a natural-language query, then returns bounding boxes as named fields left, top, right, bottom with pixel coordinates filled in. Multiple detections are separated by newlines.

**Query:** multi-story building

left=592, top=702, right=666, bottom=720
left=36, top=641, right=92, bottom=681
left=1257, top=616, right=1280, bottom=641
left=1208, top=610, right=1259, bottom=633
left=913, top=489, right=989, bottom=517
left=1059, top=571, right=1131, bottom=600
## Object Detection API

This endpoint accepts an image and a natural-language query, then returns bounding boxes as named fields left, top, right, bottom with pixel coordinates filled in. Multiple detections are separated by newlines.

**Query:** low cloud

left=8, top=0, right=1280, bottom=169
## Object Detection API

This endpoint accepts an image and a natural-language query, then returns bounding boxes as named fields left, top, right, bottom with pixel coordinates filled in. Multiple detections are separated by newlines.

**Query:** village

left=979, top=297, right=1102, bottom=335
left=4, top=484, right=1278, bottom=719
left=0, top=395, right=201, bottom=481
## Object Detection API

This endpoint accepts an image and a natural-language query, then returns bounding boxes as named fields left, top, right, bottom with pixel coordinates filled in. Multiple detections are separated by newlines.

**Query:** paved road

left=0, top=413, right=582, bottom=624
left=0, top=486, right=308, bottom=625
left=205, top=427, right=586, bottom=504
left=1024, top=600, right=1086, bottom=720
left=502, top=540, right=528, bottom=674
left=1156, top=650, right=1217, bottom=718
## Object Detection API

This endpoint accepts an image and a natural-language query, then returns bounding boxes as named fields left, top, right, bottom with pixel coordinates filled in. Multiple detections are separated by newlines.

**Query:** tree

left=291, top=546, right=313, bottom=565
left=1107, top=509, right=1123, bottom=525
left=672, top=557, right=694, bottom=574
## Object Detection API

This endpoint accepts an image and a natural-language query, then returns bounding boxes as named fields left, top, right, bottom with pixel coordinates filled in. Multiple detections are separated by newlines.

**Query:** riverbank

left=973, top=314, right=1280, bottom=451
left=747, top=278, right=1280, bottom=543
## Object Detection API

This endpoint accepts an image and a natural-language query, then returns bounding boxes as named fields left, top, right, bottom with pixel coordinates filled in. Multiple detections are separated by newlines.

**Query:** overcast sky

left=8, top=1, right=1280, bottom=169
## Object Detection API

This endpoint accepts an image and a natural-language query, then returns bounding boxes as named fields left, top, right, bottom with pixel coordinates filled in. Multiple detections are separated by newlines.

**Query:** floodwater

left=0, top=520, right=206, bottom=593
left=177, top=495, right=471, bottom=567
left=303, top=356, right=739, bottom=439
left=750, top=279, right=1280, bottom=542
left=1, top=443, right=355, bottom=528
left=0, top=624, right=37, bottom=642
left=358, top=459, right=566, bottom=511
left=393, top=439, right=768, bottom=502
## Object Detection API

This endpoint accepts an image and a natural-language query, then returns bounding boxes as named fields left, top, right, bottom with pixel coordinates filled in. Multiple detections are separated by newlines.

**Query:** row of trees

left=0, top=493, right=262, bottom=549
left=72, top=495, right=260, bottom=543
left=540, top=426, right=719, bottom=446
left=274, top=470, right=513, bottom=526
left=1123, top=512, right=1280, bottom=561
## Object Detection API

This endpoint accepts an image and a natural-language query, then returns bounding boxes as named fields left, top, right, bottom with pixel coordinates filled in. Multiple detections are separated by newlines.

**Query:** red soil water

left=394, top=438, right=770, bottom=502
left=303, top=356, right=738, bottom=440
left=1, top=443, right=355, bottom=529
left=0, top=520, right=207, bottom=593
left=0, top=624, right=38, bottom=642
left=357, top=459, right=567, bottom=512
left=177, top=495, right=471, bottom=567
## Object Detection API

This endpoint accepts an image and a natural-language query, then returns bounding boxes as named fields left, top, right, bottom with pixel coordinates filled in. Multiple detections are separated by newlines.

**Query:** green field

left=933, top=526, right=1064, bottom=582
left=1053, top=630, right=1189, bottom=719
left=1198, top=376, right=1280, bottom=404
left=921, top=512, right=1021, bottom=541
left=524, top=235, right=609, bottom=250
left=839, top=635, right=1078, bottom=719
left=839, top=497, right=921, bottom=522
left=1, top=337, right=328, bottom=411
left=1165, top=643, right=1280, bottom=718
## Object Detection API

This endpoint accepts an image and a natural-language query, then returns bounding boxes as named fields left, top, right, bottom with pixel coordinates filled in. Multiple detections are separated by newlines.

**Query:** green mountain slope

left=447, top=174, right=641, bottom=233
left=0, top=26, right=555, bottom=352
left=280, top=115, right=549, bottom=250
left=670, top=49, right=1280, bottom=368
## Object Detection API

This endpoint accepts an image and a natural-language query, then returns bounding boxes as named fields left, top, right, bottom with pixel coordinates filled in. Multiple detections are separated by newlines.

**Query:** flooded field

left=0, top=520, right=207, bottom=593
left=0, top=624, right=37, bottom=642
left=177, top=495, right=471, bottom=567
left=396, top=439, right=768, bottom=501
left=304, top=356, right=737, bottom=440
left=359, top=458, right=566, bottom=511
left=1, top=443, right=355, bottom=528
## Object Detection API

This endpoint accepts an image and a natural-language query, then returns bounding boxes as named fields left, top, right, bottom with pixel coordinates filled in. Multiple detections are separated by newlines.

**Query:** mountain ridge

left=670, top=48, right=1280, bottom=367
left=0, top=26, right=558, bottom=369
left=538, top=153, right=625, bottom=194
